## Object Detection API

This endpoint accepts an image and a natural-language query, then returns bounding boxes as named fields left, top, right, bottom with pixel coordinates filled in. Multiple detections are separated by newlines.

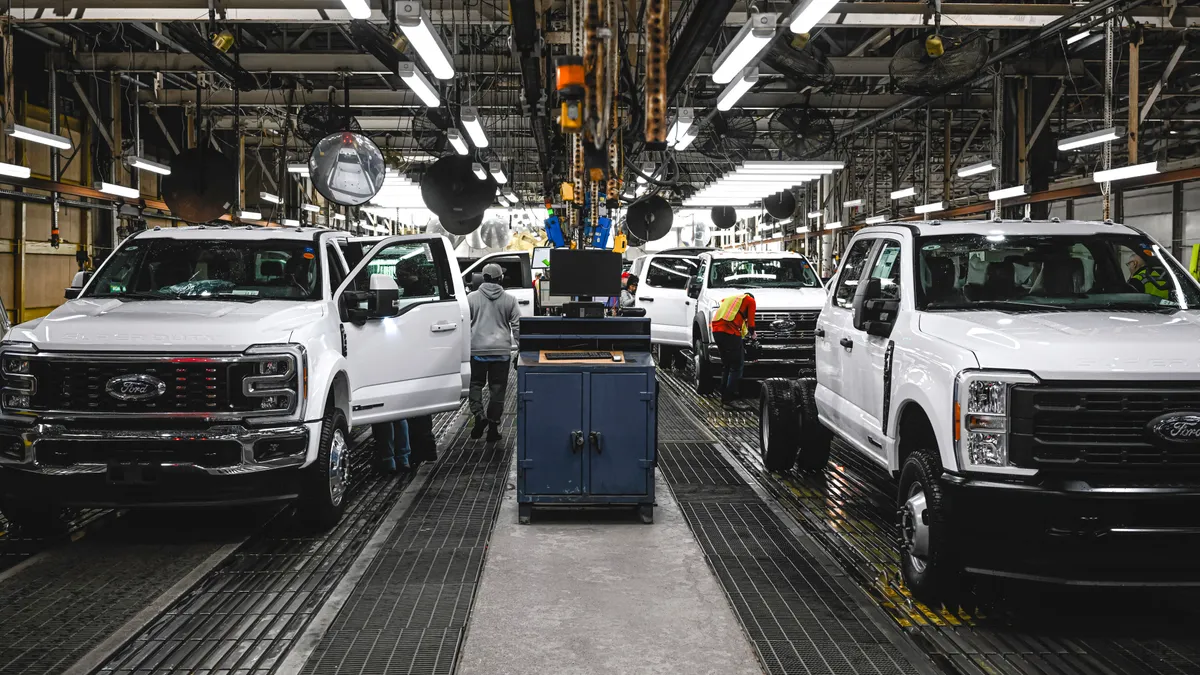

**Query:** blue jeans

left=373, top=419, right=411, bottom=466
left=713, top=331, right=744, bottom=402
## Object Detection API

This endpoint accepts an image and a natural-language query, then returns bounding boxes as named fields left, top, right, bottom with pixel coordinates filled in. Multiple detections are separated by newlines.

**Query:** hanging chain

left=1102, top=16, right=1114, bottom=220
left=992, top=70, right=1003, bottom=218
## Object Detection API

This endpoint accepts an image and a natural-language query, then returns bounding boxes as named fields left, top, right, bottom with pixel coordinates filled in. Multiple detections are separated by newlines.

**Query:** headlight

left=242, top=344, right=307, bottom=420
left=0, top=343, right=37, bottom=413
left=954, top=370, right=1038, bottom=476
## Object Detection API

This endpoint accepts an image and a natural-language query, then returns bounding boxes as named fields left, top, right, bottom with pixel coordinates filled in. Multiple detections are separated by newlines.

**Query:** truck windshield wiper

left=105, top=291, right=175, bottom=301
left=965, top=299, right=1070, bottom=312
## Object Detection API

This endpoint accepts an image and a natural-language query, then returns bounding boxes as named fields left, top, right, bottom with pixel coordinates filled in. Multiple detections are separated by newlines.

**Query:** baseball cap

left=482, top=263, right=504, bottom=280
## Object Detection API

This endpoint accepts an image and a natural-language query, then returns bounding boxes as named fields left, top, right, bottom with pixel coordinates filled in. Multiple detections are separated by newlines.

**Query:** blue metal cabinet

left=516, top=353, right=657, bottom=523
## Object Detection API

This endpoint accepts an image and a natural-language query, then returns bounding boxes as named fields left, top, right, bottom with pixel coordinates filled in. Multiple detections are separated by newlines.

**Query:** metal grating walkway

left=299, top=391, right=515, bottom=675
left=659, top=369, right=1200, bottom=675
left=93, top=417, right=458, bottom=675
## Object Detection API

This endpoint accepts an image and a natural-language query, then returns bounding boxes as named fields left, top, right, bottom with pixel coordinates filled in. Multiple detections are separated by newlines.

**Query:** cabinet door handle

left=570, top=430, right=585, bottom=453
left=839, top=337, right=854, bottom=350
left=815, top=328, right=825, bottom=338
left=518, top=300, right=531, bottom=305
left=589, top=431, right=603, bottom=454
left=640, top=297, right=654, bottom=301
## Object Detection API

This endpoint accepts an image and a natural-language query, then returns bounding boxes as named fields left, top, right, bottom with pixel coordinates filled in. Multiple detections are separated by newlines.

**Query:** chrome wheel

left=901, top=482, right=930, bottom=575
left=328, top=429, right=348, bottom=507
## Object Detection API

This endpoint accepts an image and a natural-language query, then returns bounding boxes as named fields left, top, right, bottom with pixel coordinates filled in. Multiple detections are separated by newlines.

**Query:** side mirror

left=64, top=271, right=92, bottom=300
left=686, top=276, right=702, bottom=299
left=852, top=278, right=899, bottom=337
left=338, top=274, right=400, bottom=323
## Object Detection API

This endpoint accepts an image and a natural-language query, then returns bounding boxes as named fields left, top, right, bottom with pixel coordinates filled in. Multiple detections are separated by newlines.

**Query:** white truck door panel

left=337, top=235, right=467, bottom=425
left=637, top=255, right=701, bottom=347
left=821, top=239, right=876, bottom=442
left=462, top=252, right=535, bottom=317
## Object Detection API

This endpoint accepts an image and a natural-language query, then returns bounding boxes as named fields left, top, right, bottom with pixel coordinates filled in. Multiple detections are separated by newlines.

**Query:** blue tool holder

left=515, top=317, right=657, bottom=524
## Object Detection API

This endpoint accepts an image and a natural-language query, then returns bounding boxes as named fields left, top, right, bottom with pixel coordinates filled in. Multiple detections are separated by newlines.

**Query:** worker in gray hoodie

left=468, top=263, right=522, bottom=441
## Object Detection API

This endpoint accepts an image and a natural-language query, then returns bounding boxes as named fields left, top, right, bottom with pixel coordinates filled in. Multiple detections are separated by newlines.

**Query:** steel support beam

left=1140, top=39, right=1187, bottom=124
left=1025, top=79, right=1066, bottom=154
left=67, top=75, right=115, bottom=152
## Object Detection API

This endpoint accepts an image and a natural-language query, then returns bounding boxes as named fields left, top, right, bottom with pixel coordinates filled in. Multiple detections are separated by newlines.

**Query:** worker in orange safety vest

left=710, top=292, right=756, bottom=409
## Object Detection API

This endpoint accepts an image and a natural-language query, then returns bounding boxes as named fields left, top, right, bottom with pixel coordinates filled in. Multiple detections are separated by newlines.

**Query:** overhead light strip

left=717, top=68, right=759, bottom=112
left=472, top=162, right=487, bottom=180
left=396, top=1, right=456, bottom=80
left=0, top=162, right=31, bottom=179
left=260, top=191, right=282, bottom=204
left=914, top=201, right=944, bottom=214
left=489, top=161, right=507, bottom=185
left=96, top=182, right=139, bottom=199
left=239, top=210, right=262, bottom=220
left=957, top=160, right=996, bottom=178
left=711, top=13, right=777, bottom=84
left=843, top=199, right=863, bottom=208
left=1058, top=126, right=1122, bottom=151
left=890, top=186, right=916, bottom=200
left=7, top=123, right=72, bottom=150
left=667, top=108, right=694, bottom=147
left=988, top=185, right=1028, bottom=201
left=789, top=0, right=841, bottom=34
left=445, top=128, right=468, bottom=155
left=130, top=157, right=171, bottom=175
left=1093, top=161, right=1159, bottom=183
left=460, top=106, right=488, bottom=147
left=865, top=215, right=887, bottom=224
left=397, top=62, right=441, bottom=107
left=338, top=0, right=371, bottom=20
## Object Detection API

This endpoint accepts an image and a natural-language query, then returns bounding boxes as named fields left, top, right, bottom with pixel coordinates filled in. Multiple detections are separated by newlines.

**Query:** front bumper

left=0, top=421, right=314, bottom=507
left=705, top=342, right=815, bottom=378
left=942, top=472, right=1200, bottom=585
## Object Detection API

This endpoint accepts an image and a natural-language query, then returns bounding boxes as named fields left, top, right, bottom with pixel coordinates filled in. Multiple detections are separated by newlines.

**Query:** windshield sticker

left=922, top=244, right=941, bottom=251
left=230, top=290, right=259, bottom=296
left=303, top=252, right=315, bottom=260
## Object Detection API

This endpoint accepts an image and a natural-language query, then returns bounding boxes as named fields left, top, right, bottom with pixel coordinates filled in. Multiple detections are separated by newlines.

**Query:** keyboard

left=544, top=351, right=612, bottom=360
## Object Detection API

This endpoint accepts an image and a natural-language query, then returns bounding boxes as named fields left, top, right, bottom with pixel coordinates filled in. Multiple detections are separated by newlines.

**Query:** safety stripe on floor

left=297, top=395, right=514, bottom=675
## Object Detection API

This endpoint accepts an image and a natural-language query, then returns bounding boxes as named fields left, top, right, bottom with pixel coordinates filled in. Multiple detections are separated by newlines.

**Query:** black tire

left=898, top=449, right=961, bottom=607
left=299, top=407, right=350, bottom=530
left=692, top=338, right=717, bottom=395
left=760, top=378, right=800, bottom=473
left=0, top=494, right=64, bottom=536
left=794, top=378, right=833, bottom=471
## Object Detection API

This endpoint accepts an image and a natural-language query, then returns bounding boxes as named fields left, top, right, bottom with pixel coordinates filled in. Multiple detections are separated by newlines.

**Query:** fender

left=887, top=332, right=979, bottom=475
left=305, top=348, right=351, bottom=424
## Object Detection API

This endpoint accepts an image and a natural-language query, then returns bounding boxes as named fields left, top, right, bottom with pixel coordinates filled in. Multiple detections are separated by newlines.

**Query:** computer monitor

left=548, top=249, right=622, bottom=297
left=531, top=247, right=552, bottom=270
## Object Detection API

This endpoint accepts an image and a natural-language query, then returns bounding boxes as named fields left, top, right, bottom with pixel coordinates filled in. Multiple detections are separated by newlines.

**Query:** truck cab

left=769, top=219, right=1200, bottom=603
left=459, top=250, right=536, bottom=316
left=686, top=250, right=825, bottom=394
left=0, top=226, right=471, bottom=531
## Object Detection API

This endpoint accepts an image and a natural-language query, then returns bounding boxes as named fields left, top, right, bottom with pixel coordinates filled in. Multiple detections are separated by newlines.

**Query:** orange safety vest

left=712, top=294, right=756, bottom=337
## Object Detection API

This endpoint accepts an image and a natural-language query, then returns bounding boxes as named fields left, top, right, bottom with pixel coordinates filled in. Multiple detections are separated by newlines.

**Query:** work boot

left=486, top=421, right=503, bottom=442
left=470, top=416, right=486, bottom=440
left=377, top=457, right=397, bottom=474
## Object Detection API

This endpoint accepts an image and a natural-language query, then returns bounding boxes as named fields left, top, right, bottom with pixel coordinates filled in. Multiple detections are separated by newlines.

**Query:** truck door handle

left=571, top=430, right=585, bottom=453
left=518, top=300, right=530, bottom=305
left=431, top=322, right=458, bottom=333
left=589, top=431, right=603, bottom=454
left=839, top=337, right=854, bottom=350
left=815, top=328, right=825, bottom=338
left=640, top=297, right=654, bottom=301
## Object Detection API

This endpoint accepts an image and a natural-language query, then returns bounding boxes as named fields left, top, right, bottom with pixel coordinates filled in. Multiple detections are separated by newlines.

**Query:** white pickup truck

left=676, top=250, right=825, bottom=395
left=760, top=219, right=1200, bottom=603
left=0, top=225, right=471, bottom=530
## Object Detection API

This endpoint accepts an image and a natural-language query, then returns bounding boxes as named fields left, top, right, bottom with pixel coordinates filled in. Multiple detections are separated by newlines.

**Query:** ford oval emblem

left=771, top=319, right=797, bottom=333
left=105, top=374, right=167, bottom=401
left=1148, top=412, right=1200, bottom=445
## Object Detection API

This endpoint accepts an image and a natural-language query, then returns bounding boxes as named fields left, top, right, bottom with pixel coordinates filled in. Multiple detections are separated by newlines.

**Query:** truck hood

left=704, top=286, right=827, bottom=311
left=9, top=299, right=325, bottom=352
left=919, top=310, right=1200, bottom=380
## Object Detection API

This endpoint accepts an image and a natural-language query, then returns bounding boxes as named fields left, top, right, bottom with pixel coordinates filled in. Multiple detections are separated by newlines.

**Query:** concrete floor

left=457, top=465, right=762, bottom=675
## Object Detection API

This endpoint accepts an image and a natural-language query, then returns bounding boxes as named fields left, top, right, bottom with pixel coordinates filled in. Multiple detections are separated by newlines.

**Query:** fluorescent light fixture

left=667, top=108, right=694, bottom=146
left=914, top=201, right=944, bottom=214
left=460, top=106, right=488, bottom=147
left=6, top=123, right=71, bottom=150
left=988, top=185, right=1028, bottom=201
left=397, top=61, right=441, bottom=107
left=717, top=68, right=759, bottom=112
left=789, top=0, right=840, bottom=34
left=826, top=221, right=842, bottom=229
left=396, top=1, right=456, bottom=80
left=891, top=187, right=916, bottom=200
left=130, top=156, right=171, bottom=176
left=287, top=163, right=310, bottom=176
left=957, top=160, right=996, bottom=178
left=238, top=210, right=262, bottom=220
left=96, top=182, right=139, bottom=199
left=502, top=189, right=519, bottom=204
left=339, top=0, right=371, bottom=20
left=1058, top=126, right=1122, bottom=151
left=333, top=213, right=346, bottom=221
left=472, top=162, right=487, bottom=180
left=0, top=162, right=31, bottom=179
left=865, top=215, right=887, bottom=224
left=302, top=203, right=320, bottom=213
left=843, top=199, right=863, bottom=208
left=743, top=161, right=844, bottom=171
left=260, top=191, right=282, bottom=204
left=807, top=211, right=822, bottom=219
left=445, top=129, right=468, bottom=156
left=1093, top=161, right=1159, bottom=183
left=674, top=126, right=699, bottom=151
left=1066, top=30, right=1090, bottom=45
left=489, top=162, right=507, bottom=184
left=711, top=13, right=777, bottom=84
left=282, top=218, right=301, bottom=227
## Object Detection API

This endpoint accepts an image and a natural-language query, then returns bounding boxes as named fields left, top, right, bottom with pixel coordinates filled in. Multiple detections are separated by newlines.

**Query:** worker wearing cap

left=468, top=263, right=522, bottom=441
left=711, top=292, right=756, bottom=409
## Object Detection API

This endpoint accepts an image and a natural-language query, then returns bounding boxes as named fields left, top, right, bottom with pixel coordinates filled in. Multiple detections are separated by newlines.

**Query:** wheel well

left=329, top=371, right=350, bottom=422
left=895, top=403, right=936, bottom=474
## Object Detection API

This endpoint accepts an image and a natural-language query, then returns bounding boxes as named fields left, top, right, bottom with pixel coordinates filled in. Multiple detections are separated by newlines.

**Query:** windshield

left=707, top=257, right=821, bottom=289
left=86, top=238, right=322, bottom=301
left=917, top=233, right=1200, bottom=312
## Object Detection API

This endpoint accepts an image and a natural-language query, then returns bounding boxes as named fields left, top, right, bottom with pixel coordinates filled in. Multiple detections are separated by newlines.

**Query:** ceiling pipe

left=838, top=0, right=1150, bottom=139
left=665, top=0, right=737, bottom=104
